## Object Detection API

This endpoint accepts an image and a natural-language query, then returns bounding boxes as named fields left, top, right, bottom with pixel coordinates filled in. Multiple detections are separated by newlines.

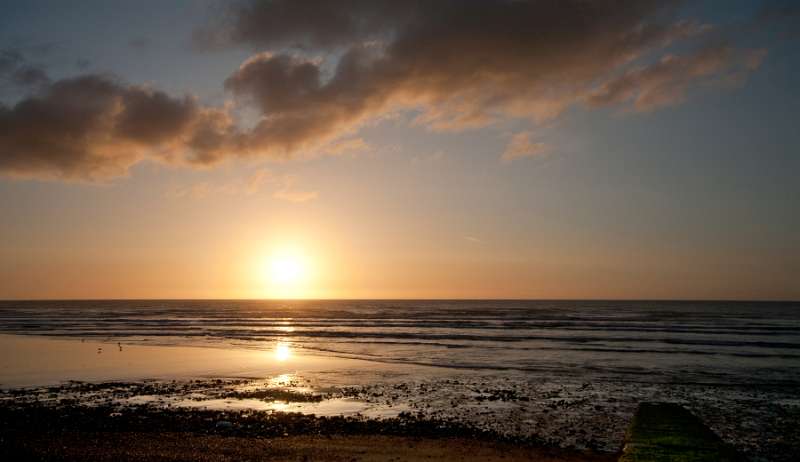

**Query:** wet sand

left=2, top=433, right=616, bottom=462
left=2, top=334, right=798, bottom=461
left=0, top=402, right=616, bottom=462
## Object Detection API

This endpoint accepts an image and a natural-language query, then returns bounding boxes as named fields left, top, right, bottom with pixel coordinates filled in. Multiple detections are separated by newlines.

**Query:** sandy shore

left=1, top=334, right=797, bottom=460
left=2, top=432, right=617, bottom=462
left=0, top=402, right=617, bottom=462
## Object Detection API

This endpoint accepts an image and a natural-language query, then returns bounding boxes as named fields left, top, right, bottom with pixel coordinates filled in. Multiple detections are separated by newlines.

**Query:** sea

left=0, top=299, right=798, bottom=386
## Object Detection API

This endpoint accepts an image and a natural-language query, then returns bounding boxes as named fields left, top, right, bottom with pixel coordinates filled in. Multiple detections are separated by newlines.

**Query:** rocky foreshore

left=1, top=375, right=798, bottom=461
left=0, top=400, right=618, bottom=462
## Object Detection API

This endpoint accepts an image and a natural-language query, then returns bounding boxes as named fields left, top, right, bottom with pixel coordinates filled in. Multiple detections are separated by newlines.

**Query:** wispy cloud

left=272, top=175, right=318, bottom=203
left=166, top=169, right=318, bottom=203
left=410, top=150, right=445, bottom=165
left=587, top=46, right=767, bottom=111
left=319, top=137, right=369, bottom=157
left=502, top=132, right=547, bottom=162
left=166, top=169, right=271, bottom=199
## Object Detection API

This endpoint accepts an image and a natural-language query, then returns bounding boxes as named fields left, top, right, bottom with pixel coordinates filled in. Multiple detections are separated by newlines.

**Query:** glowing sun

left=262, top=248, right=313, bottom=298
left=269, top=256, right=305, bottom=285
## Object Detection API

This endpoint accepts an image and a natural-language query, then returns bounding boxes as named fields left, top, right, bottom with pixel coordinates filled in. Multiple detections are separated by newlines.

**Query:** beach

left=0, top=396, right=617, bottom=461
left=1, top=300, right=799, bottom=461
left=3, top=432, right=616, bottom=462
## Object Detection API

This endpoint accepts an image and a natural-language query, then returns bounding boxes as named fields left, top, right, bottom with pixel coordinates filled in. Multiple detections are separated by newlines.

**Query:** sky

left=0, top=0, right=798, bottom=300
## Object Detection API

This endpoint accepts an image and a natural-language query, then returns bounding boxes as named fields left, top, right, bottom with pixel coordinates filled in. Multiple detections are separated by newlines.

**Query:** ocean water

left=1, top=299, right=798, bottom=386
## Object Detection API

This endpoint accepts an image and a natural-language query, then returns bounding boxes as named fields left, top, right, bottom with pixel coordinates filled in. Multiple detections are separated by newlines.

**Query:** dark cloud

left=0, top=75, right=237, bottom=180
left=115, top=88, right=197, bottom=143
left=218, top=0, right=760, bottom=154
left=224, top=51, right=385, bottom=155
left=194, top=0, right=413, bottom=50
left=11, top=65, right=50, bottom=88
left=0, top=1, right=771, bottom=181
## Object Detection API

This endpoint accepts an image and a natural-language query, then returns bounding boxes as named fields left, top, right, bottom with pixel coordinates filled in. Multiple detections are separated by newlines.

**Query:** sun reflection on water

left=269, top=373, right=295, bottom=387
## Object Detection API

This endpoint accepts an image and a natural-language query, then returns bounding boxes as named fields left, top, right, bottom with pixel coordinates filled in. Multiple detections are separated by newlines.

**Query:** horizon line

left=0, top=298, right=797, bottom=303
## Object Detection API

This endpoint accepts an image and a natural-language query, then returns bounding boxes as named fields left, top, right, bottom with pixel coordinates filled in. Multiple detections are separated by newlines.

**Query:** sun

left=261, top=248, right=313, bottom=298
left=269, top=256, right=304, bottom=285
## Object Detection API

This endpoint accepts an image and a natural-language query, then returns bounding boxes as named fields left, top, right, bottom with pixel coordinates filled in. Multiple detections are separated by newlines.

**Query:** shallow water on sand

left=0, top=334, right=383, bottom=388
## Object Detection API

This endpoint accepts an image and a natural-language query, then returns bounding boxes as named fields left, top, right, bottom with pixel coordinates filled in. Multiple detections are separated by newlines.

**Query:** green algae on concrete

left=619, top=403, right=743, bottom=462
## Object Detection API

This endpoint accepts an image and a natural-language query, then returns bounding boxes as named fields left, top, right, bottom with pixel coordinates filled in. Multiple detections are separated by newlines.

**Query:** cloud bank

left=1, top=1, right=770, bottom=180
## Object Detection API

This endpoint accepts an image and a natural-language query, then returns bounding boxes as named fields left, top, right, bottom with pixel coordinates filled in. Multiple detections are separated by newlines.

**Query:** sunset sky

left=0, top=0, right=798, bottom=300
